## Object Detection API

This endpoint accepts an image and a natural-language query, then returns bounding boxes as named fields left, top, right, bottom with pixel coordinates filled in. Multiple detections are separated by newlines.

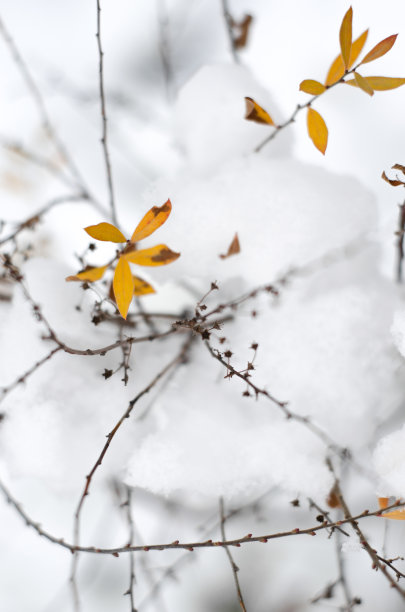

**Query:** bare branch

left=96, top=0, right=118, bottom=226
left=219, top=497, right=248, bottom=612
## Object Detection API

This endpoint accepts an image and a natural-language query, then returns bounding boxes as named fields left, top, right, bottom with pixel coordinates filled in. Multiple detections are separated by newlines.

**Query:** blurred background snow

left=1, top=0, right=405, bottom=610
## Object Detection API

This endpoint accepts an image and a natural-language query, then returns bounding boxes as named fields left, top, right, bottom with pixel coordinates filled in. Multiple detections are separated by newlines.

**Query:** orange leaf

left=299, top=80, right=326, bottom=95
left=113, top=257, right=134, bottom=319
left=378, top=497, right=389, bottom=509
left=381, top=171, right=405, bottom=186
left=307, top=108, right=328, bottom=155
left=360, top=34, right=398, bottom=65
left=345, top=76, right=405, bottom=91
left=130, top=199, right=172, bottom=243
left=84, top=222, right=127, bottom=243
left=133, top=276, right=156, bottom=296
left=244, top=97, right=275, bottom=126
left=378, top=497, right=405, bottom=520
left=354, top=72, right=374, bottom=96
left=325, top=29, right=368, bottom=86
left=124, top=244, right=180, bottom=267
left=65, top=265, right=108, bottom=283
left=339, top=7, right=353, bottom=70
left=219, top=233, right=241, bottom=259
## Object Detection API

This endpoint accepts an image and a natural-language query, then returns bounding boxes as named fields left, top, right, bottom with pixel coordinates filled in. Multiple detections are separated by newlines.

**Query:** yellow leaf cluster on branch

left=66, top=199, right=180, bottom=319
left=245, top=6, right=405, bottom=155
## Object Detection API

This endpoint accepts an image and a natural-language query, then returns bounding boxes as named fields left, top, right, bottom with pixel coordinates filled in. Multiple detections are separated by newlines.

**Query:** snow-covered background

left=1, top=1, right=405, bottom=610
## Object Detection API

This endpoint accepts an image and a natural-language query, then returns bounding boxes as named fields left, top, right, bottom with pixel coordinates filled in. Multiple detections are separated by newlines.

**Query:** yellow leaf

left=378, top=497, right=405, bottom=520
left=84, top=222, right=127, bottom=243
left=325, top=29, right=368, bottom=86
left=307, top=108, right=328, bottom=155
left=354, top=72, right=374, bottom=96
left=346, top=76, right=405, bottom=91
left=130, top=199, right=172, bottom=243
left=133, top=276, right=156, bottom=296
left=244, top=97, right=275, bottom=126
left=219, top=233, right=241, bottom=259
left=360, top=34, right=398, bottom=65
left=299, top=80, right=326, bottom=95
left=124, top=244, right=180, bottom=266
left=113, top=257, right=134, bottom=319
left=339, top=6, right=353, bottom=70
left=65, top=265, right=108, bottom=282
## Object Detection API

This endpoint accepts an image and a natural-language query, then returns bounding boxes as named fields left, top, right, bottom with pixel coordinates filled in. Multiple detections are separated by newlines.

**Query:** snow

left=1, top=1, right=405, bottom=611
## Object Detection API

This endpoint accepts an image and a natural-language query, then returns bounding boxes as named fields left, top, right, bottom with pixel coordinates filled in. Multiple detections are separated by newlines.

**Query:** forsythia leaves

left=360, top=34, right=398, bottom=65
left=244, top=97, right=275, bottom=126
left=124, top=245, right=180, bottom=267
left=346, top=76, right=405, bottom=91
left=65, top=265, right=108, bottom=283
left=325, top=30, right=368, bottom=86
left=66, top=200, right=180, bottom=319
left=354, top=72, right=374, bottom=96
left=307, top=108, right=328, bottom=154
left=339, top=6, right=353, bottom=70
left=131, top=199, right=172, bottom=242
left=133, top=276, right=156, bottom=296
left=113, top=257, right=134, bottom=319
left=84, top=222, right=127, bottom=243
left=299, top=80, right=326, bottom=95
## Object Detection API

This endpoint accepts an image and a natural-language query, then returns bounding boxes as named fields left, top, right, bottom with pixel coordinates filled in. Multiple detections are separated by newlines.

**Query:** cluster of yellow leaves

left=66, top=199, right=179, bottom=319
left=378, top=497, right=405, bottom=520
left=245, top=6, right=405, bottom=155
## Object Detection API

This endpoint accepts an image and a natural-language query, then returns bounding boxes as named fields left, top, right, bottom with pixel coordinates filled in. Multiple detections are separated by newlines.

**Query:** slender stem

left=219, top=498, right=247, bottom=612
left=221, top=0, right=239, bottom=64
left=96, top=0, right=118, bottom=226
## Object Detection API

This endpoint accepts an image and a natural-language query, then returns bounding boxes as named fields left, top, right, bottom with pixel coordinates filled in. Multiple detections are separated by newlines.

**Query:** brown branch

left=96, top=0, right=118, bottom=227
left=70, top=333, right=194, bottom=587
left=221, top=0, right=239, bottom=64
left=205, top=339, right=347, bottom=457
left=0, top=346, right=62, bottom=404
left=328, top=460, right=405, bottom=601
left=396, top=201, right=405, bottom=283
left=219, top=497, right=248, bottom=612
left=123, top=487, right=137, bottom=612
left=254, top=63, right=363, bottom=153
left=1, top=477, right=403, bottom=556
left=0, top=193, right=88, bottom=247
left=0, top=14, right=107, bottom=217
left=0, top=15, right=86, bottom=189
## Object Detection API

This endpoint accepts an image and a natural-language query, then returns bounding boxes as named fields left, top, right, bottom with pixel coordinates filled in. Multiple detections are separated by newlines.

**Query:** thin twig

left=219, top=497, right=247, bottom=612
left=328, top=459, right=405, bottom=601
left=0, top=346, right=62, bottom=404
left=1, top=477, right=403, bottom=556
left=123, top=486, right=137, bottom=612
left=0, top=15, right=85, bottom=188
left=96, top=0, right=118, bottom=227
left=156, top=0, right=173, bottom=101
left=221, top=0, right=239, bottom=64
left=0, top=193, right=87, bottom=247
left=70, top=333, right=194, bottom=590
left=254, top=63, right=365, bottom=153
left=396, top=201, right=405, bottom=283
